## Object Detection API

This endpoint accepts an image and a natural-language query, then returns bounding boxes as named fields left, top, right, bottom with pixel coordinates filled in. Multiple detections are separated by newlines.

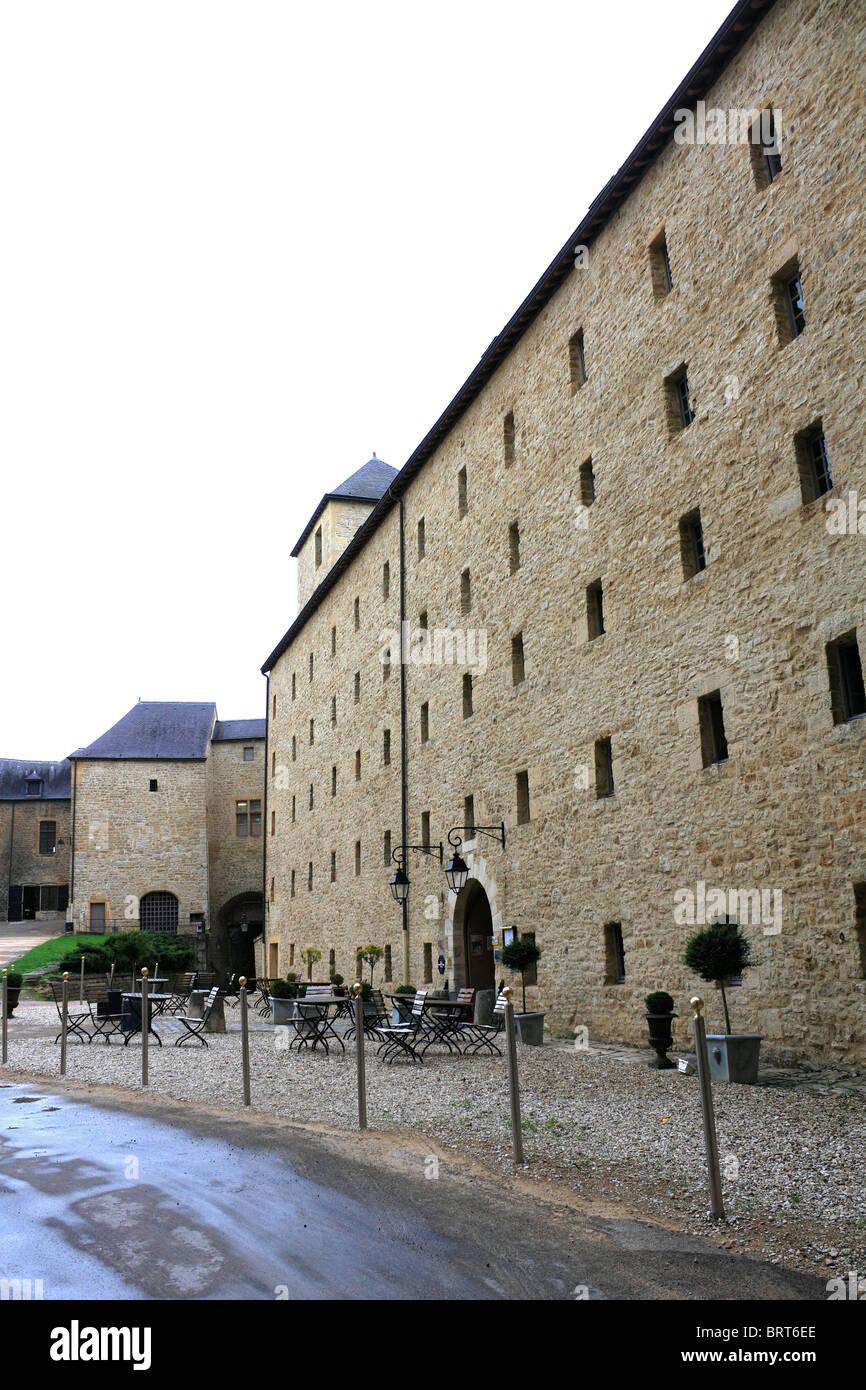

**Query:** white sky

left=0, top=0, right=734, bottom=761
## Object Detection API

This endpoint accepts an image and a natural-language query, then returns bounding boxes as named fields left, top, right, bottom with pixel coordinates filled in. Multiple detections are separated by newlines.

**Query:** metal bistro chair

left=455, top=991, right=508, bottom=1056
left=170, top=986, right=220, bottom=1047
left=84, top=979, right=125, bottom=1044
left=419, top=987, right=477, bottom=1055
left=121, top=991, right=164, bottom=1047
left=49, top=978, right=93, bottom=1044
left=255, top=979, right=274, bottom=1018
left=344, top=988, right=390, bottom=1042
left=373, top=990, right=428, bottom=1064
left=166, top=971, right=198, bottom=1016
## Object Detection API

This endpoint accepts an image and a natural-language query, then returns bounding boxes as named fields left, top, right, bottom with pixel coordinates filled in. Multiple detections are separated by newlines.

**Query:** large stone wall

left=0, top=800, right=71, bottom=920
left=69, top=759, right=209, bottom=932
left=272, top=0, right=864, bottom=1062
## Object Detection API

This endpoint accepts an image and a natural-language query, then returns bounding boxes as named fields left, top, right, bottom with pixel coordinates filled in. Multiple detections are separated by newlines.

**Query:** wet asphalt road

left=0, top=1080, right=824, bottom=1300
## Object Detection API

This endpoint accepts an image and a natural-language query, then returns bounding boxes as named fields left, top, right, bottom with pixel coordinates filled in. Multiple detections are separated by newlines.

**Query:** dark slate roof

left=291, top=457, right=397, bottom=557
left=212, top=719, right=266, bottom=742
left=263, top=0, right=777, bottom=674
left=0, top=759, right=72, bottom=801
left=69, top=702, right=217, bottom=761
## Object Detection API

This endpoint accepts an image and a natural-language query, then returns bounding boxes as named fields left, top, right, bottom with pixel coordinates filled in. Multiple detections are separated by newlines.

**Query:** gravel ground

left=3, top=1004, right=864, bottom=1280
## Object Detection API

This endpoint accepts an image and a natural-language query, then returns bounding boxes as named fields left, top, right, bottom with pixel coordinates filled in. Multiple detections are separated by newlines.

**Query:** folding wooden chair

left=172, top=986, right=220, bottom=1047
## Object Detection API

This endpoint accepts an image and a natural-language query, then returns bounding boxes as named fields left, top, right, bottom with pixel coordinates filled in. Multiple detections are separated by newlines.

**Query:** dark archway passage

left=457, top=881, right=495, bottom=991
left=216, top=892, right=264, bottom=983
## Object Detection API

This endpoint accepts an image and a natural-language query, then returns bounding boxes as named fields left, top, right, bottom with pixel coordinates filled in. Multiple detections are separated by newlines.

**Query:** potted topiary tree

left=360, top=944, right=384, bottom=986
left=682, top=920, right=762, bottom=1083
left=3, top=971, right=23, bottom=1017
left=269, top=975, right=307, bottom=1024
left=644, top=991, right=677, bottom=1069
left=330, top=972, right=346, bottom=997
left=500, top=936, right=544, bottom=1044
left=300, top=945, right=322, bottom=983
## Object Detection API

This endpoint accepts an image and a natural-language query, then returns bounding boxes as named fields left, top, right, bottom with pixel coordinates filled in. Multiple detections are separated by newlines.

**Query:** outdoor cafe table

left=290, top=998, right=346, bottom=1054
left=120, top=992, right=174, bottom=1036
left=128, top=977, right=169, bottom=993
left=385, top=994, right=474, bottom=1052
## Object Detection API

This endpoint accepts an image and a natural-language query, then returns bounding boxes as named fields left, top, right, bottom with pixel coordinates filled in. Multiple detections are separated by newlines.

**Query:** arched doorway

left=217, top=892, right=264, bottom=982
left=456, top=881, right=495, bottom=991
left=140, top=891, right=179, bottom=933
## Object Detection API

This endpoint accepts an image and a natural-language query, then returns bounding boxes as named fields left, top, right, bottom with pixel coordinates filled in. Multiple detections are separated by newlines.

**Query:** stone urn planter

left=644, top=992, right=677, bottom=1069
left=3, top=975, right=23, bottom=1017
left=514, top=1011, right=545, bottom=1045
left=706, top=1034, right=763, bottom=1084
left=270, top=997, right=299, bottom=1025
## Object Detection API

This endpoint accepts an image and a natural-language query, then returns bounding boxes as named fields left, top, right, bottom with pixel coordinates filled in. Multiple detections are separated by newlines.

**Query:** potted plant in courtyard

left=360, top=944, right=384, bottom=986
left=330, top=972, right=346, bottom=997
left=2, top=971, right=23, bottom=1017
left=269, top=977, right=298, bottom=1025
left=300, top=945, right=322, bottom=983
left=644, top=991, right=677, bottom=1069
left=500, top=935, right=544, bottom=1045
left=682, top=920, right=762, bottom=1083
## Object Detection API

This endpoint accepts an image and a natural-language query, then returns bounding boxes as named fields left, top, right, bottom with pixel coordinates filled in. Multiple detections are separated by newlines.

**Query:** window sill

left=701, top=757, right=730, bottom=780
left=826, top=713, right=866, bottom=744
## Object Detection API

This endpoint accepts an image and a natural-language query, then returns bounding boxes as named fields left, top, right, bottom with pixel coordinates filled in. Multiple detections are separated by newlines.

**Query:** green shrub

left=269, top=979, right=297, bottom=999
left=101, top=931, right=195, bottom=971
left=682, top=920, right=753, bottom=1034
left=330, top=972, right=344, bottom=986
left=57, top=948, right=110, bottom=975
left=645, top=991, right=675, bottom=1014
left=4, top=972, right=23, bottom=989
left=394, top=983, right=415, bottom=995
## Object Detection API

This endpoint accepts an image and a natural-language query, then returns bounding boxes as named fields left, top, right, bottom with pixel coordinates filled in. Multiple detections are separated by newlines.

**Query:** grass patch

left=6, top=934, right=104, bottom=976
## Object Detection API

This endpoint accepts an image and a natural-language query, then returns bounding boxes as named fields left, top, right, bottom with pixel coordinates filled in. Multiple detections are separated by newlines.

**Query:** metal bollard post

left=60, top=972, right=69, bottom=1076
left=503, top=987, right=524, bottom=1166
left=353, top=982, right=367, bottom=1130
left=79, top=955, right=85, bottom=1006
left=1, top=970, right=7, bottom=1066
left=691, top=996, right=725, bottom=1220
left=141, top=969, right=149, bottom=1087
left=239, top=977, right=251, bottom=1107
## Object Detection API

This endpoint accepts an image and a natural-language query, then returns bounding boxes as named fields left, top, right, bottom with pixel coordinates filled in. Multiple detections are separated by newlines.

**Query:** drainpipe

left=398, top=495, right=410, bottom=985
left=69, top=759, right=77, bottom=920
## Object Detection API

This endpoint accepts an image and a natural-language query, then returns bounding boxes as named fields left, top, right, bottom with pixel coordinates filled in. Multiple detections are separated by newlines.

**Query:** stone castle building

left=2, top=702, right=266, bottom=978
left=260, top=0, right=866, bottom=1063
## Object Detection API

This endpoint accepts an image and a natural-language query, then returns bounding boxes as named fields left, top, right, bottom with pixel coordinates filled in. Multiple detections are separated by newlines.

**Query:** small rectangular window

left=292, top=795, right=296, bottom=823
left=290, top=871, right=296, bottom=899
left=795, top=422, right=833, bottom=503
left=595, top=738, right=614, bottom=798
left=509, top=521, right=521, bottom=574
left=679, top=509, right=706, bottom=579
left=354, top=671, right=361, bottom=703
left=242, top=745, right=254, bottom=762
left=355, top=840, right=361, bottom=876
left=750, top=106, right=782, bottom=187
left=355, top=749, right=361, bottom=780
left=586, top=580, right=605, bottom=640
left=460, top=567, right=471, bottom=615
left=309, top=718, right=314, bottom=745
left=308, top=783, right=314, bottom=811
left=309, top=652, right=314, bottom=681
left=383, top=728, right=391, bottom=765
left=236, top=801, right=249, bottom=837
left=271, top=750, right=276, bottom=777
left=382, top=561, right=390, bottom=599
left=420, top=702, right=430, bottom=743
left=464, top=794, right=475, bottom=834
left=384, top=944, right=393, bottom=982
left=512, top=632, right=525, bottom=685
left=419, top=608, right=428, bottom=631
left=421, top=811, right=431, bottom=849
left=292, top=735, right=297, bottom=762
left=292, top=673, right=296, bottom=700
left=314, top=526, right=323, bottom=568
left=417, top=517, right=426, bottom=560
left=330, top=851, right=337, bottom=883
left=270, top=808, right=276, bottom=835
left=149, top=778, right=158, bottom=792
left=383, top=829, right=392, bottom=867
left=650, top=231, right=673, bottom=301
left=38, top=820, right=57, bottom=855
left=579, top=457, right=595, bottom=507
left=308, top=861, right=313, bottom=891
left=354, top=596, right=360, bottom=631
left=462, top=673, right=473, bottom=719
left=569, top=328, right=587, bottom=390
left=270, top=877, right=275, bottom=903
left=698, top=690, right=729, bottom=767
left=331, top=765, right=337, bottom=797
left=604, top=923, right=626, bottom=984
left=504, top=411, right=515, bottom=467
left=516, top=770, right=531, bottom=825
left=827, top=631, right=866, bottom=725
left=250, top=800, right=262, bottom=836
left=382, top=645, right=391, bottom=680
left=772, top=258, right=805, bottom=345
left=331, top=695, right=337, bottom=727
left=423, top=942, right=433, bottom=983
left=665, top=365, right=694, bottom=433
left=331, top=625, right=337, bottom=657
left=272, top=693, right=277, bottom=719
left=457, top=465, right=468, bottom=517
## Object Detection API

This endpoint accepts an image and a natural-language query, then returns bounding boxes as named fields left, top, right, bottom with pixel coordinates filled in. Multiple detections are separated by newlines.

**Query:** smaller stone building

left=0, top=761, right=72, bottom=922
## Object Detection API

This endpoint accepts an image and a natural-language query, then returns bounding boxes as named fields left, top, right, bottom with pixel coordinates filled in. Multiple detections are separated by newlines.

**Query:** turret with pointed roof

left=292, top=455, right=397, bottom=610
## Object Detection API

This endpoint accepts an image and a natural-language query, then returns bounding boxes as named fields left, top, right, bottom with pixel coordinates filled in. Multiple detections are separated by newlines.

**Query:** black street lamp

left=444, top=823, right=506, bottom=894
left=389, top=842, right=443, bottom=904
